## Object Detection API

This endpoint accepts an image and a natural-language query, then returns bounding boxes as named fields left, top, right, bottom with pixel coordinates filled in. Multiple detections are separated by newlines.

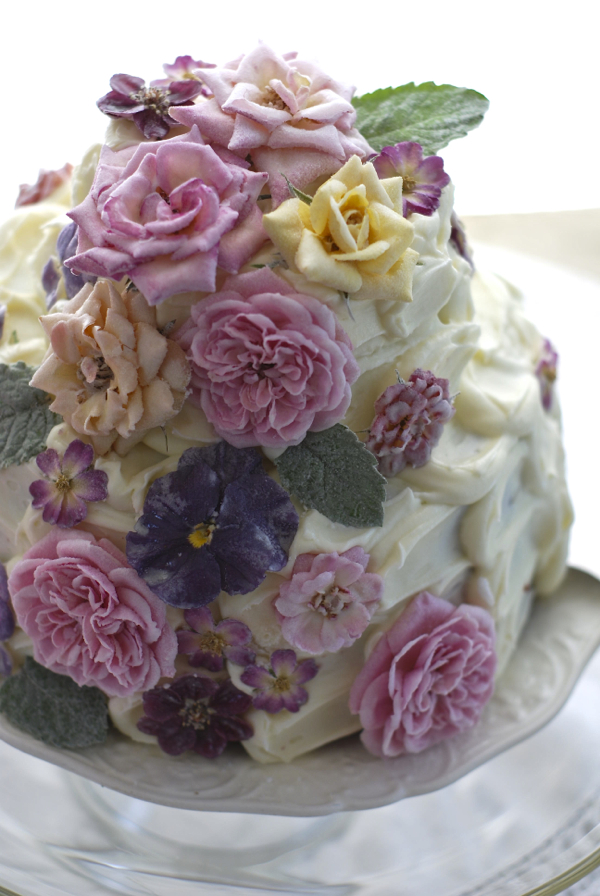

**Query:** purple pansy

left=366, top=369, right=455, bottom=477
left=43, top=221, right=95, bottom=310
left=29, top=439, right=109, bottom=528
left=137, top=674, right=253, bottom=757
left=240, top=649, right=318, bottom=713
left=152, top=56, right=215, bottom=96
left=536, top=338, right=558, bottom=410
left=0, top=564, right=14, bottom=677
left=371, top=142, right=450, bottom=217
left=449, top=212, right=474, bottom=269
left=126, top=442, right=299, bottom=610
left=177, top=608, right=255, bottom=672
left=97, top=73, right=205, bottom=140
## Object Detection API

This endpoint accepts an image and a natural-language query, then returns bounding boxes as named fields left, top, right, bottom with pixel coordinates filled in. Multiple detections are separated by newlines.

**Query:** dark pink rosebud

left=366, top=369, right=455, bottom=477
left=371, top=142, right=450, bottom=217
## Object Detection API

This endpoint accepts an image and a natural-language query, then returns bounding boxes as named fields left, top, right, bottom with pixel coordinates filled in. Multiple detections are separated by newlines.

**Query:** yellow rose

left=263, top=155, right=418, bottom=302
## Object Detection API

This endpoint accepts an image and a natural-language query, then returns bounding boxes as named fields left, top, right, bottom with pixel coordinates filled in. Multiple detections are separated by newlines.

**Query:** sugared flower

left=263, top=155, right=417, bottom=302
left=449, top=212, right=474, bottom=269
left=126, top=443, right=299, bottom=609
left=371, top=142, right=450, bottom=217
left=66, top=127, right=268, bottom=305
left=29, top=439, right=108, bottom=528
left=15, top=163, right=73, bottom=208
left=349, top=591, right=496, bottom=757
left=97, top=73, right=204, bottom=140
left=29, top=279, right=190, bottom=455
left=536, top=338, right=558, bottom=410
left=0, top=563, right=14, bottom=677
left=171, top=44, right=373, bottom=206
left=8, top=529, right=178, bottom=697
left=176, top=268, right=359, bottom=448
left=177, top=608, right=255, bottom=671
left=241, top=649, right=318, bottom=713
left=43, top=221, right=95, bottom=310
left=366, top=369, right=455, bottom=477
left=137, top=674, right=253, bottom=757
left=274, top=547, right=383, bottom=654
left=152, top=56, right=215, bottom=95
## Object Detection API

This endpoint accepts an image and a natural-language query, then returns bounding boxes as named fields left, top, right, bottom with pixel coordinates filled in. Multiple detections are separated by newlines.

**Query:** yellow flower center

left=198, top=631, right=225, bottom=654
left=55, top=473, right=73, bottom=494
left=188, top=521, right=215, bottom=549
left=402, top=175, right=417, bottom=193
left=271, top=676, right=292, bottom=693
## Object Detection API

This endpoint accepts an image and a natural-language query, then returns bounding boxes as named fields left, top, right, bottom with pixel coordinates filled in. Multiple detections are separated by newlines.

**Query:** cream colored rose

left=30, top=280, right=190, bottom=455
left=263, top=155, right=418, bottom=302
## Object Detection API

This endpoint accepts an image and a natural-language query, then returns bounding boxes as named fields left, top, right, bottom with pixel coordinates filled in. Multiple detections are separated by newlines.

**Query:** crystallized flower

left=126, top=443, right=299, bottom=609
left=177, top=608, right=255, bottom=671
left=536, top=338, right=558, bottom=410
left=371, top=142, right=450, bottom=217
left=43, top=221, right=95, bottom=310
left=349, top=591, right=496, bottom=757
left=366, top=369, right=455, bottom=477
left=66, top=127, right=268, bottom=305
left=0, top=563, right=14, bottom=677
left=176, top=268, right=360, bottom=448
left=263, top=156, right=417, bottom=302
left=97, top=73, right=204, bottom=140
left=137, top=674, right=253, bottom=757
left=152, top=56, right=215, bottom=95
left=29, top=439, right=108, bottom=528
left=449, top=212, right=474, bottom=269
left=29, top=279, right=190, bottom=455
left=171, top=43, right=373, bottom=206
left=8, top=529, right=178, bottom=697
left=15, top=163, right=73, bottom=208
left=274, top=548, right=383, bottom=655
left=241, top=649, right=318, bottom=713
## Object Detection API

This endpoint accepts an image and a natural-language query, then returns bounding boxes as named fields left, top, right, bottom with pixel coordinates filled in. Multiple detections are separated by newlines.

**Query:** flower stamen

left=188, top=521, right=216, bottom=549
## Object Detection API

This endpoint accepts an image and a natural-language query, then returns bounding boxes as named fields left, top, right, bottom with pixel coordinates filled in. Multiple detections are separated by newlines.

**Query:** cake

left=0, top=45, right=572, bottom=765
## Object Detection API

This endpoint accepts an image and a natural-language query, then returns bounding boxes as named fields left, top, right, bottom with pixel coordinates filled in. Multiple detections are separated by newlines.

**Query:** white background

left=1, top=0, right=599, bottom=221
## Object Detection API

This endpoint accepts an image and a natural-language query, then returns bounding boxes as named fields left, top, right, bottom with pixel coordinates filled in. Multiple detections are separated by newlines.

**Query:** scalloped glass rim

left=0, top=567, right=599, bottom=818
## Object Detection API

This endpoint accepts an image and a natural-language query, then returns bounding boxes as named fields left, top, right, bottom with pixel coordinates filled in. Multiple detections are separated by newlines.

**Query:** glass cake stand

left=0, top=568, right=599, bottom=896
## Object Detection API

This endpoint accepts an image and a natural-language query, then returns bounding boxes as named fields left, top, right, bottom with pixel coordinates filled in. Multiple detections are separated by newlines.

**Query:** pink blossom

left=15, top=163, right=73, bottom=208
left=176, top=268, right=360, bottom=448
left=66, top=126, right=268, bottom=305
left=171, top=44, right=373, bottom=205
left=8, top=530, right=177, bottom=698
left=274, top=547, right=383, bottom=654
left=349, top=592, right=496, bottom=757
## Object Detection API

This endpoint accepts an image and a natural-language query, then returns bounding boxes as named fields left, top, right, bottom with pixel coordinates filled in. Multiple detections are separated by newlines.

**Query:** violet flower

left=43, top=221, right=95, bottom=309
left=152, top=56, right=215, bottom=96
left=126, top=443, right=299, bottom=609
left=449, top=212, right=474, bottom=269
left=29, top=439, right=109, bottom=528
left=177, top=608, right=255, bottom=672
left=137, top=674, right=253, bottom=757
left=366, top=369, right=455, bottom=477
left=240, top=649, right=318, bottom=713
left=536, top=338, right=558, bottom=410
left=371, top=142, right=450, bottom=217
left=0, top=564, right=14, bottom=678
left=97, top=73, right=205, bottom=140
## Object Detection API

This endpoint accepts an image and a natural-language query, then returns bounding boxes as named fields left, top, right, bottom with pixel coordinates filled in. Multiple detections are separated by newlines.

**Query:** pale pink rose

left=8, top=530, right=177, bottom=698
left=349, top=592, right=496, bottom=757
left=171, top=44, right=373, bottom=205
left=176, top=268, right=360, bottom=448
left=66, top=126, right=268, bottom=305
left=274, top=547, right=383, bottom=655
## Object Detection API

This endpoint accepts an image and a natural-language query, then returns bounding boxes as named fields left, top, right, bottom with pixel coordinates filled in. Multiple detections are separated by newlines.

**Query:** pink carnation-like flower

left=176, top=267, right=360, bottom=448
left=8, top=530, right=177, bottom=698
left=366, top=369, right=455, bottom=477
left=171, top=44, right=373, bottom=205
left=349, top=591, right=496, bottom=757
left=274, top=547, right=383, bottom=654
left=66, top=126, right=268, bottom=305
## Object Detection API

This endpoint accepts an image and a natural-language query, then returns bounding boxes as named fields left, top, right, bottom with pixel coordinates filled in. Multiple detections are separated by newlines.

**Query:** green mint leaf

left=275, top=424, right=386, bottom=528
left=353, top=82, right=489, bottom=155
left=0, top=657, right=109, bottom=749
left=0, top=361, right=61, bottom=468
left=283, top=174, right=313, bottom=205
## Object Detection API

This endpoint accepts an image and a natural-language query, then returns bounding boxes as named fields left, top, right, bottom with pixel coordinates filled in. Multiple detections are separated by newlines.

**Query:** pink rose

left=171, top=44, right=373, bottom=205
left=176, top=268, right=360, bottom=447
left=66, top=126, right=268, bottom=305
left=349, top=592, right=496, bottom=757
left=8, top=530, right=177, bottom=697
left=274, top=547, right=383, bottom=654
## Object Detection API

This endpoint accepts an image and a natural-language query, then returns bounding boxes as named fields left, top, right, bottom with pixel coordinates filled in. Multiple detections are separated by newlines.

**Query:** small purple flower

left=366, top=369, right=455, bottom=477
left=43, top=222, right=95, bottom=309
left=137, top=673, right=253, bottom=757
left=449, top=212, right=474, bottom=269
left=29, top=439, right=109, bottom=528
left=241, top=649, right=318, bottom=713
left=536, top=338, right=558, bottom=410
left=177, top=608, right=255, bottom=672
left=97, top=73, right=205, bottom=140
left=126, top=442, right=299, bottom=609
left=371, top=142, right=450, bottom=217
left=152, top=56, right=215, bottom=96
left=0, top=564, right=14, bottom=678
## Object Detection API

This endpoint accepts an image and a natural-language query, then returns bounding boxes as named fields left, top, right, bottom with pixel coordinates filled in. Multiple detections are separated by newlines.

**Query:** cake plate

left=0, top=567, right=600, bottom=895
